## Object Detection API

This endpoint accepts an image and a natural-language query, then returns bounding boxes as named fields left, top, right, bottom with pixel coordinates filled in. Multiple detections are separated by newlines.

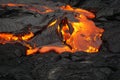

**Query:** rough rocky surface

left=0, top=0, right=120, bottom=80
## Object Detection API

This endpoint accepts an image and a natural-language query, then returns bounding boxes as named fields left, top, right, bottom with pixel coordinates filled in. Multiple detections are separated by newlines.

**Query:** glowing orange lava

left=64, top=14, right=104, bottom=53
left=60, top=5, right=95, bottom=18
left=0, top=3, right=104, bottom=55
left=0, top=32, right=34, bottom=43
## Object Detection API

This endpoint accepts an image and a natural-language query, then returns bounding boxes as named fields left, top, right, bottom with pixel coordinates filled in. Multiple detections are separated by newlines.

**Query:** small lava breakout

left=0, top=3, right=104, bottom=55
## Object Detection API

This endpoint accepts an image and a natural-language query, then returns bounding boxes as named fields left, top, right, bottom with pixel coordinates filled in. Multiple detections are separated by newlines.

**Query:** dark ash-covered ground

left=0, top=0, right=120, bottom=80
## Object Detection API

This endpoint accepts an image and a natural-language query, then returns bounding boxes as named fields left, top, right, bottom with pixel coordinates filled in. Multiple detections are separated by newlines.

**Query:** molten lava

left=0, top=3, right=104, bottom=55
left=0, top=32, right=34, bottom=43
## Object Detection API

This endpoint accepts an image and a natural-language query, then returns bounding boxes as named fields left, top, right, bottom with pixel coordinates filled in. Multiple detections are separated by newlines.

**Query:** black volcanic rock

left=0, top=43, right=26, bottom=60
left=0, top=0, right=41, bottom=4
left=109, top=70, right=120, bottom=80
left=103, top=27, right=120, bottom=53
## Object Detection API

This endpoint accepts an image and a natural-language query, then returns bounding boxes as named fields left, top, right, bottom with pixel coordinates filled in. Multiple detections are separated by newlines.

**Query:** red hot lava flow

left=0, top=3, right=104, bottom=55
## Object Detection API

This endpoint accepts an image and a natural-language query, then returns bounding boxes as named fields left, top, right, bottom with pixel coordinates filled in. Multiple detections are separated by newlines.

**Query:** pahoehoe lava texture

left=0, top=0, right=120, bottom=80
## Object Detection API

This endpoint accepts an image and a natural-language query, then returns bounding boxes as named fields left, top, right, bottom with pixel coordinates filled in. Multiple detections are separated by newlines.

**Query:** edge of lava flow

left=0, top=3, right=104, bottom=55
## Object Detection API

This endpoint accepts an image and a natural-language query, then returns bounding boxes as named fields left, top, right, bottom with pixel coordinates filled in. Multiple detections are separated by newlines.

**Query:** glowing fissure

left=0, top=3, right=104, bottom=55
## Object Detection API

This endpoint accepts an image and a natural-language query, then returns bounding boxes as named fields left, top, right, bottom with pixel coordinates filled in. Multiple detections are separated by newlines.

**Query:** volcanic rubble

left=0, top=0, right=120, bottom=80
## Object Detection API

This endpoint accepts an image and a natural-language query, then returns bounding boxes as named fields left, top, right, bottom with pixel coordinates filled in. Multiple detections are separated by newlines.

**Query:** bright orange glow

left=0, top=32, right=35, bottom=55
left=21, top=32, right=34, bottom=41
left=60, top=5, right=95, bottom=18
left=0, top=32, right=34, bottom=44
left=48, top=20, right=57, bottom=27
left=85, top=46, right=98, bottom=53
left=61, top=5, right=74, bottom=11
left=64, top=14, right=104, bottom=53
left=61, top=24, right=71, bottom=41
left=27, top=48, right=39, bottom=55
left=39, top=6, right=104, bottom=54
left=39, top=46, right=72, bottom=54
left=22, top=43, right=38, bottom=55
left=0, top=3, right=104, bottom=55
